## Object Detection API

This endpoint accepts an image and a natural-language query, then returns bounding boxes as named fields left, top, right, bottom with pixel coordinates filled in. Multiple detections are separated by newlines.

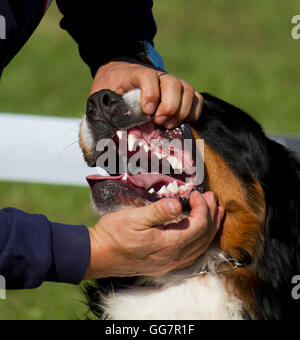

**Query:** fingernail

left=164, top=200, right=179, bottom=216
left=155, top=116, right=168, bottom=125
left=144, top=103, right=156, bottom=114
left=165, top=119, right=177, bottom=129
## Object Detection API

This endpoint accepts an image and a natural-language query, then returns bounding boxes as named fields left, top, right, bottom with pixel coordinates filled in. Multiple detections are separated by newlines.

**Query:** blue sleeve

left=56, top=0, right=157, bottom=76
left=0, top=208, right=90, bottom=289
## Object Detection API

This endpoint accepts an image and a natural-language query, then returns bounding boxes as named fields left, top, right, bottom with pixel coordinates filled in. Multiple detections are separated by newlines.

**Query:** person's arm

left=56, top=0, right=204, bottom=128
left=56, top=0, right=157, bottom=77
left=0, top=208, right=90, bottom=289
left=0, top=193, right=223, bottom=288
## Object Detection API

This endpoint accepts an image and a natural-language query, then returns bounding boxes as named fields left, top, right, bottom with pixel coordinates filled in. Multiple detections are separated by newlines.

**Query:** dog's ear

left=256, top=140, right=300, bottom=320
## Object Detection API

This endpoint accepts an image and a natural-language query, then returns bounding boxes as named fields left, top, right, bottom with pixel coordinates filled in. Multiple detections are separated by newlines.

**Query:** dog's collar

left=186, top=258, right=254, bottom=279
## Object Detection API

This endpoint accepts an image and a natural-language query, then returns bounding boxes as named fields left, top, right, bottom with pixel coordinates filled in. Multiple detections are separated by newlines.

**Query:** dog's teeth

left=179, top=184, right=191, bottom=194
left=122, top=174, right=128, bottom=181
left=158, top=185, right=167, bottom=195
left=148, top=188, right=155, bottom=194
left=117, top=131, right=125, bottom=140
left=143, top=143, right=150, bottom=153
left=167, top=181, right=179, bottom=194
left=167, top=156, right=183, bottom=171
left=179, top=185, right=186, bottom=194
left=128, top=134, right=137, bottom=152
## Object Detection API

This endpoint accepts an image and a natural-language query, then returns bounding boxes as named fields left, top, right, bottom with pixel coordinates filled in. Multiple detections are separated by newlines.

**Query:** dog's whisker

left=58, top=140, right=79, bottom=158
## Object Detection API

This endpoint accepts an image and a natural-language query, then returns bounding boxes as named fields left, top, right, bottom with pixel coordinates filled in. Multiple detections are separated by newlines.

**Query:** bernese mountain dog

left=79, top=89, right=300, bottom=320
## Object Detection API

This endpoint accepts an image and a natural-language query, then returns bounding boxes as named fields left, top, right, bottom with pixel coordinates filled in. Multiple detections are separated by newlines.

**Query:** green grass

left=0, top=0, right=299, bottom=319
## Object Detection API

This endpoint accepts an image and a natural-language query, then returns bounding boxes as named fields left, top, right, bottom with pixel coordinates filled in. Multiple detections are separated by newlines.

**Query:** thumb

left=127, top=198, right=182, bottom=228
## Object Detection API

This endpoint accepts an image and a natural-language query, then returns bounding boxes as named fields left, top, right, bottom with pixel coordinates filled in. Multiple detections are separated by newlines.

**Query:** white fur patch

left=100, top=275, right=244, bottom=320
left=79, top=117, right=94, bottom=153
left=122, top=89, right=142, bottom=115
left=97, top=248, right=245, bottom=320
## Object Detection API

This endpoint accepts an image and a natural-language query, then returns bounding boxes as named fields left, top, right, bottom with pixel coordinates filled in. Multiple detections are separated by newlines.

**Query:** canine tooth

left=122, top=174, right=128, bottom=181
left=148, top=188, right=155, bottom=194
left=128, top=134, right=137, bottom=151
left=157, top=185, right=167, bottom=195
left=167, top=181, right=179, bottom=194
left=117, top=131, right=124, bottom=140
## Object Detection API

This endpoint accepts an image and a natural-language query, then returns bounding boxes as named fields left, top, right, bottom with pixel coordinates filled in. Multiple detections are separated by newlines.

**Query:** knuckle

left=143, top=89, right=157, bottom=102
left=164, top=75, right=182, bottom=90
left=161, top=102, right=177, bottom=115
left=152, top=204, right=166, bottom=223
left=206, top=191, right=218, bottom=206
left=179, top=109, right=190, bottom=120
left=189, top=93, right=204, bottom=122
left=184, top=82, right=195, bottom=96
left=173, top=78, right=184, bottom=91
left=144, top=68, right=157, bottom=81
left=196, top=92, right=204, bottom=101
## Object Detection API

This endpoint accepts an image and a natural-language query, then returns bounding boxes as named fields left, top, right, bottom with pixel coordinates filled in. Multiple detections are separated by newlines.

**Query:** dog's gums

left=86, top=120, right=204, bottom=210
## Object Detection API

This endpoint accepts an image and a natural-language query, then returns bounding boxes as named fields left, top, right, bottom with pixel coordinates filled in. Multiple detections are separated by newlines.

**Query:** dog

left=79, top=89, right=300, bottom=320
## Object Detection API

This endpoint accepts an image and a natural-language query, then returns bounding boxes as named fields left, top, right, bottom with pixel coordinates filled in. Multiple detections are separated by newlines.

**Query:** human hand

left=90, top=60, right=204, bottom=129
left=83, top=191, right=224, bottom=280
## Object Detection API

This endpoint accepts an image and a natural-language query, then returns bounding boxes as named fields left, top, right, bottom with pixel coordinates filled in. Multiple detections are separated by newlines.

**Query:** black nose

left=99, top=89, right=122, bottom=109
left=86, top=89, right=122, bottom=121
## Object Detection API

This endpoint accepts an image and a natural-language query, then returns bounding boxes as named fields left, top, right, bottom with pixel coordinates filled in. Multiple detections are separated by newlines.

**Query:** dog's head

left=80, top=89, right=300, bottom=320
left=80, top=89, right=204, bottom=217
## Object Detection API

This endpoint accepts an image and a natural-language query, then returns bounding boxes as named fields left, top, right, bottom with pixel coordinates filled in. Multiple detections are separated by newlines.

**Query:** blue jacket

left=0, top=0, right=156, bottom=77
left=0, top=0, right=156, bottom=289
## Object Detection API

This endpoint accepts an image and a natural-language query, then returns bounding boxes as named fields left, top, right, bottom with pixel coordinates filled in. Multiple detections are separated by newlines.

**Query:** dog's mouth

left=86, top=121, right=204, bottom=210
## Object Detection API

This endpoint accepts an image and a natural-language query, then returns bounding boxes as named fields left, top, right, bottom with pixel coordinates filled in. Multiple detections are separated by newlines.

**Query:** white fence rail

left=0, top=113, right=95, bottom=186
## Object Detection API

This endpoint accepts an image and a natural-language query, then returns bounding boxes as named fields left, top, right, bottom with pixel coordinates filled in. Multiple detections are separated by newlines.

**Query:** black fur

left=83, top=93, right=300, bottom=320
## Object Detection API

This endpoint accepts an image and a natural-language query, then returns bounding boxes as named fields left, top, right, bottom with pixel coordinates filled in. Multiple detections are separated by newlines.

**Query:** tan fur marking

left=192, top=128, right=266, bottom=317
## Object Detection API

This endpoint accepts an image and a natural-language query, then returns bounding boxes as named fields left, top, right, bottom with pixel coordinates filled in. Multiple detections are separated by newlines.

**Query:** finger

left=187, top=92, right=204, bottom=122
left=133, top=69, right=160, bottom=115
left=164, top=80, right=195, bottom=130
left=216, top=206, right=225, bottom=231
left=166, top=192, right=220, bottom=245
left=201, top=191, right=218, bottom=221
left=178, top=206, right=224, bottom=262
left=154, top=75, right=183, bottom=126
left=126, top=198, right=182, bottom=229
left=163, top=193, right=210, bottom=246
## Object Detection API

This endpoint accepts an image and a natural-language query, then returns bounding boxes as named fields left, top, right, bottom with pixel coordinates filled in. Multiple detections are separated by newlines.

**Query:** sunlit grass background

left=0, top=0, right=299, bottom=319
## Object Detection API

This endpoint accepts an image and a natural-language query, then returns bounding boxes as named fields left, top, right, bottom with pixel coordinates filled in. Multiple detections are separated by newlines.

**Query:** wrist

left=83, top=227, right=112, bottom=280
left=96, top=57, right=154, bottom=74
